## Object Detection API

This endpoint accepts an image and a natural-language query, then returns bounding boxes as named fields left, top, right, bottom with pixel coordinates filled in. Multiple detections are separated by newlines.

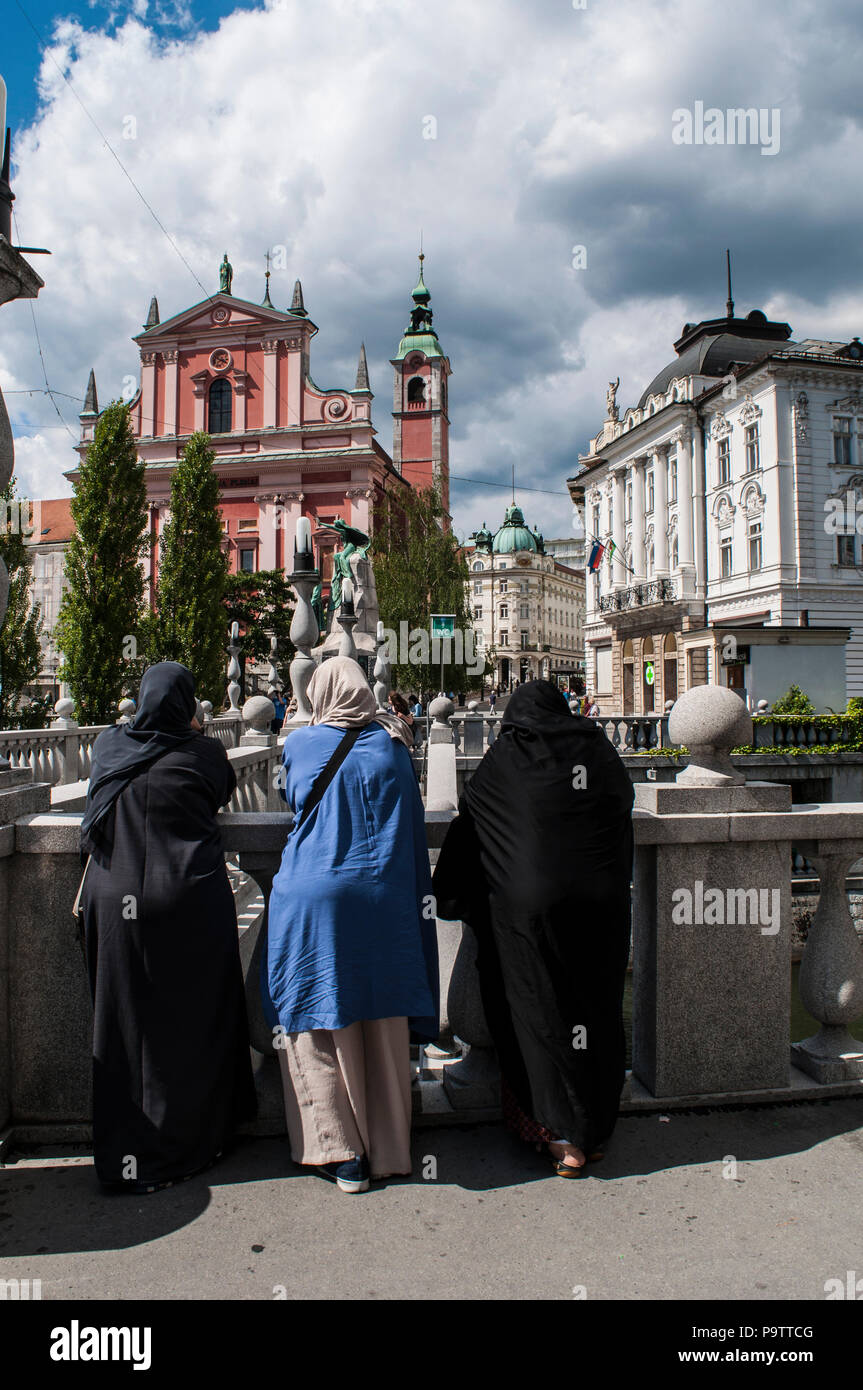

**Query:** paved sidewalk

left=1, top=1098, right=860, bottom=1301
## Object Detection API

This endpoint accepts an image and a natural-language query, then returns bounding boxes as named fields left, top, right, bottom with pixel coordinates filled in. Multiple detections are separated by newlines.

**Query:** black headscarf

left=462, top=678, right=633, bottom=908
left=81, top=662, right=199, bottom=856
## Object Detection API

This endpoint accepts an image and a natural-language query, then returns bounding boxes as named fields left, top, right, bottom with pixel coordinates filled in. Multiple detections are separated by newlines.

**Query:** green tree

left=0, top=480, right=44, bottom=726
left=148, top=432, right=229, bottom=704
left=371, top=485, right=488, bottom=695
left=224, top=569, right=295, bottom=695
left=771, top=684, right=816, bottom=717
left=55, top=401, right=151, bottom=723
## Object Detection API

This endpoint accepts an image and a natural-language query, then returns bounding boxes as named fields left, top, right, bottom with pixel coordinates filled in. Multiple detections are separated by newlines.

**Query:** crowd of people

left=79, top=659, right=630, bottom=1196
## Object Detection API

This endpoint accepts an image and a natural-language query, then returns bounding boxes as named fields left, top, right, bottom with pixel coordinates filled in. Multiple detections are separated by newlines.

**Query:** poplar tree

left=0, top=480, right=44, bottom=726
left=55, top=401, right=150, bottom=723
left=150, top=431, right=228, bottom=704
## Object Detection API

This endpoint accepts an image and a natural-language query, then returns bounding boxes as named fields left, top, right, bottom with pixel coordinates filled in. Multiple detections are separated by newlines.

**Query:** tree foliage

left=54, top=401, right=151, bottom=723
left=224, top=569, right=295, bottom=694
left=371, top=485, right=487, bottom=694
left=0, top=480, right=44, bottom=725
left=147, top=432, right=229, bottom=704
left=771, top=683, right=816, bottom=717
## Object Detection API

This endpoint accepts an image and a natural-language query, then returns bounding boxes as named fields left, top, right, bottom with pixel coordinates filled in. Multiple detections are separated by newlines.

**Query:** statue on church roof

left=606, top=376, right=620, bottom=422
left=219, top=253, right=233, bottom=295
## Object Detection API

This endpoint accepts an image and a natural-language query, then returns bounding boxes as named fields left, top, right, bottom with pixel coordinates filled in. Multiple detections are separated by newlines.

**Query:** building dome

left=636, top=310, right=794, bottom=408
left=473, top=521, right=494, bottom=551
left=492, top=504, right=539, bottom=554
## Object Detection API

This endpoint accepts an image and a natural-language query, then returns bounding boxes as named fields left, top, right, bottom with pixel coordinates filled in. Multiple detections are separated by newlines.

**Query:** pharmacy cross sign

left=645, top=662, right=655, bottom=686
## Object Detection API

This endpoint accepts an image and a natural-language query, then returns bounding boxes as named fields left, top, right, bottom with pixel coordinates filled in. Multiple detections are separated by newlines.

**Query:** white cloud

left=3, top=0, right=862, bottom=538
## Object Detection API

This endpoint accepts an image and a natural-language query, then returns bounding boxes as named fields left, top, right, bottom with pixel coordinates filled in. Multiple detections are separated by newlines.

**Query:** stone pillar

left=653, top=445, right=669, bottom=574
left=612, top=468, right=626, bottom=587
left=631, top=457, right=646, bottom=579
left=633, top=685, right=793, bottom=1097
left=425, top=696, right=457, bottom=812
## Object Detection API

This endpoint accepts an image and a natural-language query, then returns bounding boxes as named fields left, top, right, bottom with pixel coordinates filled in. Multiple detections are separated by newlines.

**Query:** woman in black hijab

left=80, top=662, right=256, bottom=1192
left=432, top=680, right=633, bottom=1176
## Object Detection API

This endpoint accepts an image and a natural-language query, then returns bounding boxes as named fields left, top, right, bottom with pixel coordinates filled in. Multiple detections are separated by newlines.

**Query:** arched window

left=407, top=376, right=426, bottom=404
left=208, top=378, right=232, bottom=434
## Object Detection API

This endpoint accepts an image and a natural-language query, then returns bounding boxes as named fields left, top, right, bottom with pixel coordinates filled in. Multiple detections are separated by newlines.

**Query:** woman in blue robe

left=266, top=656, right=439, bottom=1193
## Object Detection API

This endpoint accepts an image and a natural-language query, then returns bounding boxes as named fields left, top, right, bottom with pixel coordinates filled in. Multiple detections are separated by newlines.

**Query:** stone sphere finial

left=242, top=694, right=275, bottom=733
left=200, top=700, right=213, bottom=722
left=668, top=685, right=751, bottom=786
left=756, top=699, right=770, bottom=714
left=429, top=695, right=455, bottom=725
left=51, top=697, right=77, bottom=728
left=117, top=698, right=136, bottom=724
left=467, top=699, right=479, bottom=712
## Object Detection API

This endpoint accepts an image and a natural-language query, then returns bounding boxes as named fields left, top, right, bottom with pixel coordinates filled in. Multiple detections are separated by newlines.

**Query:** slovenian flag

left=588, top=541, right=606, bottom=571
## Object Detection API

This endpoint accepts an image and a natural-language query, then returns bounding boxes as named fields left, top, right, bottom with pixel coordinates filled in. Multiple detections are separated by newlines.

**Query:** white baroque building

left=568, top=301, right=863, bottom=713
left=465, top=506, right=585, bottom=691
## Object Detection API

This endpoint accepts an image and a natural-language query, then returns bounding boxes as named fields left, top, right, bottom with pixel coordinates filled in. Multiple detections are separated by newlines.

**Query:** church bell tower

left=391, top=255, right=451, bottom=518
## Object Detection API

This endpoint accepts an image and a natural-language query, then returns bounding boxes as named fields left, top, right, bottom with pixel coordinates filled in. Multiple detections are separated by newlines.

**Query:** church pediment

left=134, top=293, right=309, bottom=343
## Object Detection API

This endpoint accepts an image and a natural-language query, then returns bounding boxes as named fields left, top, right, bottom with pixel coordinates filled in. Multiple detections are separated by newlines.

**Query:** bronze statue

left=219, top=253, right=233, bottom=295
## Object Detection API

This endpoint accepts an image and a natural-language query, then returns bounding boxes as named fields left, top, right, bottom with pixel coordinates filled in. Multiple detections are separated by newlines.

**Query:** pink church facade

left=69, top=259, right=451, bottom=601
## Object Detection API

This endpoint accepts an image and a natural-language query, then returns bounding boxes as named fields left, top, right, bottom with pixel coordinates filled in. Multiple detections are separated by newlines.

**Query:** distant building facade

left=569, top=299, right=863, bottom=713
left=24, top=498, right=74, bottom=701
left=465, top=506, right=585, bottom=690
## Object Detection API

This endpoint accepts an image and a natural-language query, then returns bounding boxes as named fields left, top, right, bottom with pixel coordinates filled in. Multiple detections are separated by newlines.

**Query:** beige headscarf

left=308, top=656, right=414, bottom=749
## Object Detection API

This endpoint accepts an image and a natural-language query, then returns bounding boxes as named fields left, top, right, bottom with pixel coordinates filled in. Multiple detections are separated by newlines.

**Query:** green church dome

left=492, top=504, right=539, bottom=554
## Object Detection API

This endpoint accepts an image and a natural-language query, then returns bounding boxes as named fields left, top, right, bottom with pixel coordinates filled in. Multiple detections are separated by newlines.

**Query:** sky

left=2, top=0, right=863, bottom=546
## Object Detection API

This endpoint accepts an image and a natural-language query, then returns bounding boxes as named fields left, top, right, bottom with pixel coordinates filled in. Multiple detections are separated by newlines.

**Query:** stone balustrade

left=0, top=685, right=861, bottom=1145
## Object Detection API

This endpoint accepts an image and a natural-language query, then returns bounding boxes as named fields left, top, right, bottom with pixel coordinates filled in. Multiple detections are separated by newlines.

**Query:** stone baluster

left=792, top=842, right=863, bottom=1082
left=442, top=920, right=500, bottom=1110
left=226, top=622, right=242, bottom=713
left=285, top=552, right=320, bottom=728
left=266, top=635, right=282, bottom=698
left=373, top=621, right=391, bottom=710
left=337, top=581, right=358, bottom=662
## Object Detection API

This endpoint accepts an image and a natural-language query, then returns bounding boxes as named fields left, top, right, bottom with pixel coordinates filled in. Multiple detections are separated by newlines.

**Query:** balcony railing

left=599, top=577, right=677, bottom=613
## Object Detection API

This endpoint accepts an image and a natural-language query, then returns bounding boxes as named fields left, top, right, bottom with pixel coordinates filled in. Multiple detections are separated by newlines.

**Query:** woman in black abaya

left=80, top=662, right=256, bottom=1192
left=432, top=680, right=633, bottom=1176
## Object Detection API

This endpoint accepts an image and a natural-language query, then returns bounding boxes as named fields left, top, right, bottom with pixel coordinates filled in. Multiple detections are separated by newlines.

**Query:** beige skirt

left=277, top=1016, right=412, bottom=1179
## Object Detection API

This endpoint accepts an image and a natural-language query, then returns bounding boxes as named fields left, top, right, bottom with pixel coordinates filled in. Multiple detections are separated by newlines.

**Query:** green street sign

left=430, top=614, right=456, bottom=637
left=645, top=662, right=655, bottom=686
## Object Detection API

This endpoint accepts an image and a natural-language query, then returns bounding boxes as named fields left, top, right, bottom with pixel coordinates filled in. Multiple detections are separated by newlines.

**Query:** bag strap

left=293, top=726, right=363, bottom=831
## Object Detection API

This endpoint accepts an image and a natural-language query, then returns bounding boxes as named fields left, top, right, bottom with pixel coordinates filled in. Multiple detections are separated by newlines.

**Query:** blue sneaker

left=316, top=1155, right=370, bottom=1193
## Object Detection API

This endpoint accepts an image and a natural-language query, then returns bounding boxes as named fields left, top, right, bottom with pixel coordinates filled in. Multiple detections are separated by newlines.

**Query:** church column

left=256, top=494, right=279, bottom=569
left=653, top=444, right=669, bottom=574
left=233, top=371, right=248, bottom=432
left=162, top=350, right=179, bottom=436
left=140, top=351, right=157, bottom=439
left=262, top=340, right=279, bottom=429
left=346, top=486, right=373, bottom=538
left=631, top=457, right=646, bottom=579
left=191, top=371, right=208, bottom=431
left=284, top=332, right=305, bottom=428
left=673, top=427, right=694, bottom=567
left=612, top=467, right=626, bottom=588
